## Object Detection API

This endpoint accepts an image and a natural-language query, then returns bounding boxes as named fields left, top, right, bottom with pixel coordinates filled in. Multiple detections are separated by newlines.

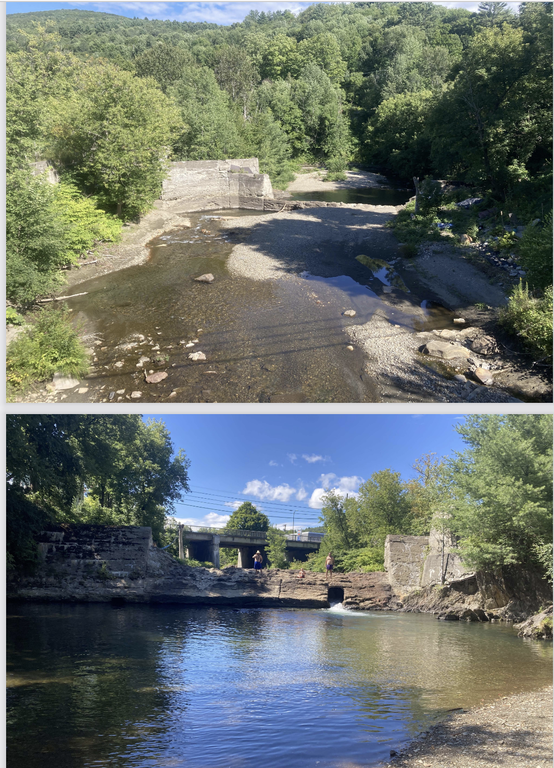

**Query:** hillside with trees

left=6, top=3, right=552, bottom=385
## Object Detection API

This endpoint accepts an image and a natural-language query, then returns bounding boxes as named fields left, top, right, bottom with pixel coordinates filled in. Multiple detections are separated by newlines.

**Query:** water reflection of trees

left=7, top=603, right=190, bottom=768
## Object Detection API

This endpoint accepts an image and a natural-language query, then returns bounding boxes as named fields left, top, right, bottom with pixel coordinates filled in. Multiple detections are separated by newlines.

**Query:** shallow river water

left=65, top=207, right=455, bottom=403
left=7, top=603, right=552, bottom=768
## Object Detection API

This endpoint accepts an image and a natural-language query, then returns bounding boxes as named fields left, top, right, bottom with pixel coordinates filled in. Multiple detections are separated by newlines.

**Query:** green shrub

left=54, top=182, right=122, bottom=263
left=518, top=214, right=553, bottom=291
left=6, top=305, right=89, bottom=391
left=6, top=307, right=24, bottom=325
left=418, top=177, right=443, bottom=214
left=500, top=282, right=553, bottom=361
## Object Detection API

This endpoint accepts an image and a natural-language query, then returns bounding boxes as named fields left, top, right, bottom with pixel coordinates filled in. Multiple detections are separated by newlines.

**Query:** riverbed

left=7, top=603, right=552, bottom=768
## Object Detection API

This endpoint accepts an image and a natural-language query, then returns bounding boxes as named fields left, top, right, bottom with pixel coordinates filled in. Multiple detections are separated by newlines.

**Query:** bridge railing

left=167, top=525, right=323, bottom=543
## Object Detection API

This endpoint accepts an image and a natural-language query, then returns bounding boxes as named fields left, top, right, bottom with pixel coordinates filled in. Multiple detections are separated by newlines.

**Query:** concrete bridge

left=181, top=528, right=322, bottom=569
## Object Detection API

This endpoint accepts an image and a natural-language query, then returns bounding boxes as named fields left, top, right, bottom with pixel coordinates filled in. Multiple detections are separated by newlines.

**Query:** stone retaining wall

left=37, top=525, right=153, bottom=578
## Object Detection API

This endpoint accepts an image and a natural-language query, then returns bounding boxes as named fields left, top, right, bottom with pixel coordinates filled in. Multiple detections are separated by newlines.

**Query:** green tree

left=447, top=415, right=553, bottom=576
left=241, top=109, right=293, bottom=187
left=365, top=89, right=433, bottom=177
left=347, top=469, right=411, bottom=548
left=50, top=62, right=180, bottom=218
left=6, top=415, right=191, bottom=568
left=319, top=491, right=353, bottom=552
left=170, top=66, right=242, bottom=160
left=6, top=168, right=69, bottom=306
left=518, top=215, right=553, bottom=292
left=225, top=502, right=270, bottom=531
left=214, top=44, right=259, bottom=118
left=405, top=452, right=446, bottom=535
left=266, top=527, right=289, bottom=569
left=134, top=43, right=193, bottom=92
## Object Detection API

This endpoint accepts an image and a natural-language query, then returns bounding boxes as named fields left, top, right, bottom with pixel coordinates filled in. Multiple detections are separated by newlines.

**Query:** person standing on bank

left=325, top=553, right=334, bottom=579
left=253, top=551, right=263, bottom=573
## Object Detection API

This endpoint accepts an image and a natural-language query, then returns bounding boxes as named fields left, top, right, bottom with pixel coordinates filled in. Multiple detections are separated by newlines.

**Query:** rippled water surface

left=7, top=604, right=552, bottom=768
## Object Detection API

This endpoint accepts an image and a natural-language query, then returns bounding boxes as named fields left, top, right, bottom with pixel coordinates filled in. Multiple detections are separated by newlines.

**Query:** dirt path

left=382, top=685, right=553, bottom=768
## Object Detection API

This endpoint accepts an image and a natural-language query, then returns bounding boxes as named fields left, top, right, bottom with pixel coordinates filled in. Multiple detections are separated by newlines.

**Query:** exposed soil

left=284, top=168, right=391, bottom=193
left=381, top=685, right=553, bottom=768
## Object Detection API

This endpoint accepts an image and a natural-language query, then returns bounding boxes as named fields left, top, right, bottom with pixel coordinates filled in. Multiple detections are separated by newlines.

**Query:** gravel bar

left=382, top=685, right=553, bottom=768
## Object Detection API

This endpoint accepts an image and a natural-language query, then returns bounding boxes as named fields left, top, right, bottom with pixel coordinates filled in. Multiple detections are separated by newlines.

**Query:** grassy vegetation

left=6, top=305, right=89, bottom=396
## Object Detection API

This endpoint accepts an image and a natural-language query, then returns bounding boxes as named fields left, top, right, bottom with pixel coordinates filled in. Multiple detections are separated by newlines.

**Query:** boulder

left=189, top=351, right=207, bottom=361
left=457, top=197, right=483, bottom=209
left=194, top=273, right=215, bottom=283
left=422, top=340, right=471, bottom=360
left=470, top=335, right=498, bottom=355
left=473, top=367, right=493, bottom=385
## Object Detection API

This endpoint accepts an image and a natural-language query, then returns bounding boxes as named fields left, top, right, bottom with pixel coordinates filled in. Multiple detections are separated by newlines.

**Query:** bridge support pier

left=237, top=546, right=250, bottom=569
left=211, top=535, right=220, bottom=569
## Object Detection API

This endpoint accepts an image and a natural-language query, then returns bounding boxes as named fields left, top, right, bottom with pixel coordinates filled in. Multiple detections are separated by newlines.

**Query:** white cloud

left=224, top=500, right=242, bottom=510
left=308, top=474, right=364, bottom=509
left=173, top=512, right=230, bottom=528
left=243, top=479, right=298, bottom=503
left=296, top=487, right=308, bottom=501
left=269, top=460, right=279, bottom=467
left=302, top=453, right=329, bottom=463
left=287, top=453, right=297, bottom=464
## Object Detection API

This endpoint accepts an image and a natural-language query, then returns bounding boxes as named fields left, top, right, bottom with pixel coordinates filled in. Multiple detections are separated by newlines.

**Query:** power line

left=174, top=500, right=322, bottom=521
left=186, top=484, right=320, bottom=511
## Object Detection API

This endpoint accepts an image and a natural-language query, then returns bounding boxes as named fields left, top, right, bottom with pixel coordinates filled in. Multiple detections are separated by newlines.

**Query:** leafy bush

left=518, top=214, right=553, bottom=290
left=500, top=282, right=553, bottom=361
left=6, top=305, right=89, bottom=392
left=54, top=182, right=122, bottom=262
left=418, top=177, right=443, bottom=214
left=6, top=307, right=24, bottom=325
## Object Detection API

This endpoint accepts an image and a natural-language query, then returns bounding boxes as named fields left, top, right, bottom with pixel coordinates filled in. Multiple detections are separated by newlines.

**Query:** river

left=7, top=603, right=552, bottom=768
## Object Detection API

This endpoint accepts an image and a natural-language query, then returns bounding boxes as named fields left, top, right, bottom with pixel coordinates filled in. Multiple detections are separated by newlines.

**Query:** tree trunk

left=413, top=177, right=420, bottom=213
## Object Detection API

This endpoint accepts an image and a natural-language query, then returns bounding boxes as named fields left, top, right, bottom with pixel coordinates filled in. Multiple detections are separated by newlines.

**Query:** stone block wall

left=384, top=535, right=429, bottom=593
left=37, top=525, right=153, bottom=578
left=161, top=158, right=273, bottom=211
left=384, top=530, right=474, bottom=595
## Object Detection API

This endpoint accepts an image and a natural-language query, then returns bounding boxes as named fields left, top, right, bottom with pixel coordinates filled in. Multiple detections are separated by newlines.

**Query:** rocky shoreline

left=381, top=685, right=553, bottom=768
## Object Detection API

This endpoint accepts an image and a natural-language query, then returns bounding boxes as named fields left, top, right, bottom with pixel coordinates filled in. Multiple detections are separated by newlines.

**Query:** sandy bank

left=285, top=168, right=393, bottom=193
left=382, top=685, right=553, bottom=768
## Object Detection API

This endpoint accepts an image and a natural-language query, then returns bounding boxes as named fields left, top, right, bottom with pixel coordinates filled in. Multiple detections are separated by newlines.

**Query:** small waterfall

left=328, top=602, right=350, bottom=614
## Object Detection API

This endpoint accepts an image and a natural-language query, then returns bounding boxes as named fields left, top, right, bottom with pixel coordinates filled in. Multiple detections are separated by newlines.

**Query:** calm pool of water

left=289, top=187, right=411, bottom=206
left=7, top=603, right=552, bottom=768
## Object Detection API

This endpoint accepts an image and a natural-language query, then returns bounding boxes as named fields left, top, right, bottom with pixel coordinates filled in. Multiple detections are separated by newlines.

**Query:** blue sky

left=143, top=414, right=469, bottom=530
left=6, top=1, right=522, bottom=25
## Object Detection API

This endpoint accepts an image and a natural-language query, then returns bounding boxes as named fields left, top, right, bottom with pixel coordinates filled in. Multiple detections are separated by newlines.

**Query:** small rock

left=194, top=273, right=215, bottom=283
left=346, top=345, right=354, bottom=351
left=52, top=373, right=80, bottom=390
left=453, top=318, right=466, bottom=324
left=116, top=389, right=125, bottom=395
left=343, top=310, right=356, bottom=317
left=460, top=234, right=473, bottom=244
left=130, top=391, right=142, bottom=399
left=185, top=342, right=195, bottom=348
left=454, top=374, right=467, bottom=383
left=77, top=387, right=89, bottom=394
left=168, top=391, right=177, bottom=398
left=114, top=361, right=124, bottom=368
left=189, top=351, right=207, bottom=361
left=145, top=371, right=168, bottom=384
left=109, top=391, right=115, bottom=401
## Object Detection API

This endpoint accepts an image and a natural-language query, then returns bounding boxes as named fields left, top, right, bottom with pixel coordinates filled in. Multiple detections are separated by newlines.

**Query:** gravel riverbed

left=382, top=685, right=553, bottom=768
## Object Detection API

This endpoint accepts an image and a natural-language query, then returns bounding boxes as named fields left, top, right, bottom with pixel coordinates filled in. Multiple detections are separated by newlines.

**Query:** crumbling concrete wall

left=161, top=158, right=274, bottom=211
left=385, top=530, right=473, bottom=595
left=384, top=535, right=429, bottom=593
left=37, top=525, right=153, bottom=578
left=30, top=160, right=59, bottom=185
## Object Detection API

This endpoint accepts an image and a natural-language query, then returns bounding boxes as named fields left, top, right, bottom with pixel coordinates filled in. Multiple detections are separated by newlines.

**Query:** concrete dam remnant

left=161, top=158, right=274, bottom=212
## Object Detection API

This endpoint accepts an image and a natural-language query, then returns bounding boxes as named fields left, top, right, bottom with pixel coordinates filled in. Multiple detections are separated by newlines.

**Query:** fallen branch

left=38, top=291, right=88, bottom=303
